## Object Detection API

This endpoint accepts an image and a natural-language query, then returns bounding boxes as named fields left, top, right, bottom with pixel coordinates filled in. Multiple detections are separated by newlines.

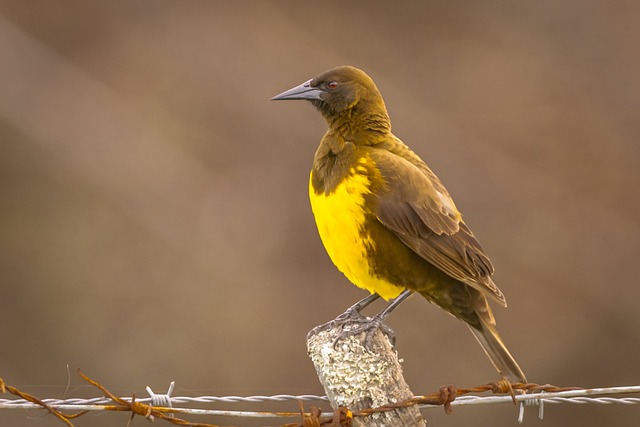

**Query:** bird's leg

left=307, top=293, right=380, bottom=340
left=356, top=289, right=413, bottom=348
left=334, top=293, right=381, bottom=322
left=374, top=289, right=413, bottom=320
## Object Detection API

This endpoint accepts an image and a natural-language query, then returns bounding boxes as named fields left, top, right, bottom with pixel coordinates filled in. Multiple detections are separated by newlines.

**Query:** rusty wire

left=0, top=370, right=637, bottom=427
left=352, top=380, right=580, bottom=417
left=0, top=375, right=87, bottom=426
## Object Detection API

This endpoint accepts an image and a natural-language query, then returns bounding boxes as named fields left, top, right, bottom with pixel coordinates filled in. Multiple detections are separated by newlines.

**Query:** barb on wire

left=298, top=403, right=353, bottom=427
left=147, top=381, right=175, bottom=419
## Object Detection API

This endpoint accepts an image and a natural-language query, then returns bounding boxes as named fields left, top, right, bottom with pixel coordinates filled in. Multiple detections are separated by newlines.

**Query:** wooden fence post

left=307, top=324, right=426, bottom=426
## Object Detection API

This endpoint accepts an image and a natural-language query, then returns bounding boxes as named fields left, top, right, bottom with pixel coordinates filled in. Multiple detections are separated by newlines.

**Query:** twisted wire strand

left=0, top=394, right=329, bottom=407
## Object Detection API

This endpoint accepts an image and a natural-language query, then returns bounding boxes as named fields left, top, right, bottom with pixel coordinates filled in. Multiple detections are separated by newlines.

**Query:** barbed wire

left=2, top=387, right=639, bottom=414
left=1, top=371, right=639, bottom=427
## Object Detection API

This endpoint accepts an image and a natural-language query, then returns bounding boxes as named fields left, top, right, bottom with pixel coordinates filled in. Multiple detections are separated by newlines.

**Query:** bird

left=272, top=65, right=527, bottom=383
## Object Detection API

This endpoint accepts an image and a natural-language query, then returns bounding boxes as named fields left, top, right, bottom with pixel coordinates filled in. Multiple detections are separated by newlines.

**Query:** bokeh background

left=1, top=1, right=639, bottom=426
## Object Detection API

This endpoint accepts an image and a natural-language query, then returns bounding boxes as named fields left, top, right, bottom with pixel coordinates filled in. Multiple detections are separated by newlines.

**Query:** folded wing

left=369, top=143, right=506, bottom=306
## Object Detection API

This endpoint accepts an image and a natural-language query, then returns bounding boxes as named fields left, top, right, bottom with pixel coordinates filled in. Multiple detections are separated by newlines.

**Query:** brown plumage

left=273, top=65, right=526, bottom=383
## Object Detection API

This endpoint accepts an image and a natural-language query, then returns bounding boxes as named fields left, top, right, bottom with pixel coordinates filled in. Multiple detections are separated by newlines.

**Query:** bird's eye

left=327, top=81, right=339, bottom=90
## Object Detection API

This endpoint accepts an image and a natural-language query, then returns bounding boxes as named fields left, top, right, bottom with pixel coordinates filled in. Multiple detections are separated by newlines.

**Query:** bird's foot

left=306, top=306, right=367, bottom=340
left=335, top=313, right=396, bottom=350
left=307, top=310, right=395, bottom=350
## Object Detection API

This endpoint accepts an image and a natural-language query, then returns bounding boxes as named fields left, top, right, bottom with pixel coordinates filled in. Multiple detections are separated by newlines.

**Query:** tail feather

left=467, top=321, right=527, bottom=383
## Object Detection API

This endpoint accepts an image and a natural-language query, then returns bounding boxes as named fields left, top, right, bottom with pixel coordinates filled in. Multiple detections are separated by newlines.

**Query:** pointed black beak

left=271, top=79, right=324, bottom=101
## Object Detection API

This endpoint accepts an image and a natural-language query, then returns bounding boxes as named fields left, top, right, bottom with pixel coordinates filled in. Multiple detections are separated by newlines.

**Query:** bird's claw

left=334, top=314, right=396, bottom=349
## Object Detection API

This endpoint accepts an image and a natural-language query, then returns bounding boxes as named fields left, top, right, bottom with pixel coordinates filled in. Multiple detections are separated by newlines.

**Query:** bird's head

left=272, top=66, right=389, bottom=130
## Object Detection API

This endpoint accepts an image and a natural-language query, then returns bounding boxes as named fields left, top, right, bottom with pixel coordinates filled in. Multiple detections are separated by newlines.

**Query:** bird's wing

left=369, top=144, right=506, bottom=306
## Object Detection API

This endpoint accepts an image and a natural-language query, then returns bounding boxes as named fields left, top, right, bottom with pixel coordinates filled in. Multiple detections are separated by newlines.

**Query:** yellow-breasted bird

left=272, top=65, right=526, bottom=383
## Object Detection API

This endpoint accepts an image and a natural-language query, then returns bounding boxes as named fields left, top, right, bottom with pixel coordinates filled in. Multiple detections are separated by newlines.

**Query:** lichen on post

left=307, top=324, right=426, bottom=427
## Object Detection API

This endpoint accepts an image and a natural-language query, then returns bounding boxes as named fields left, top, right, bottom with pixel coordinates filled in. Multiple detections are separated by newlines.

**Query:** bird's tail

left=467, top=319, right=527, bottom=384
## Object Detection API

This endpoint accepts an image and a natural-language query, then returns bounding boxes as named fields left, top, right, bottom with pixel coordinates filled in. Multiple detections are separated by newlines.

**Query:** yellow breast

left=308, top=160, right=403, bottom=300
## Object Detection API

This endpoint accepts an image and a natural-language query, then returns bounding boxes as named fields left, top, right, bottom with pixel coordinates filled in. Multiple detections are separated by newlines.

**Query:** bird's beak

left=271, top=79, right=324, bottom=101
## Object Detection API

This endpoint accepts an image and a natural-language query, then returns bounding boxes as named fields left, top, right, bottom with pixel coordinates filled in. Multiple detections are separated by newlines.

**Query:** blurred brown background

left=1, top=1, right=639, bottom=426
